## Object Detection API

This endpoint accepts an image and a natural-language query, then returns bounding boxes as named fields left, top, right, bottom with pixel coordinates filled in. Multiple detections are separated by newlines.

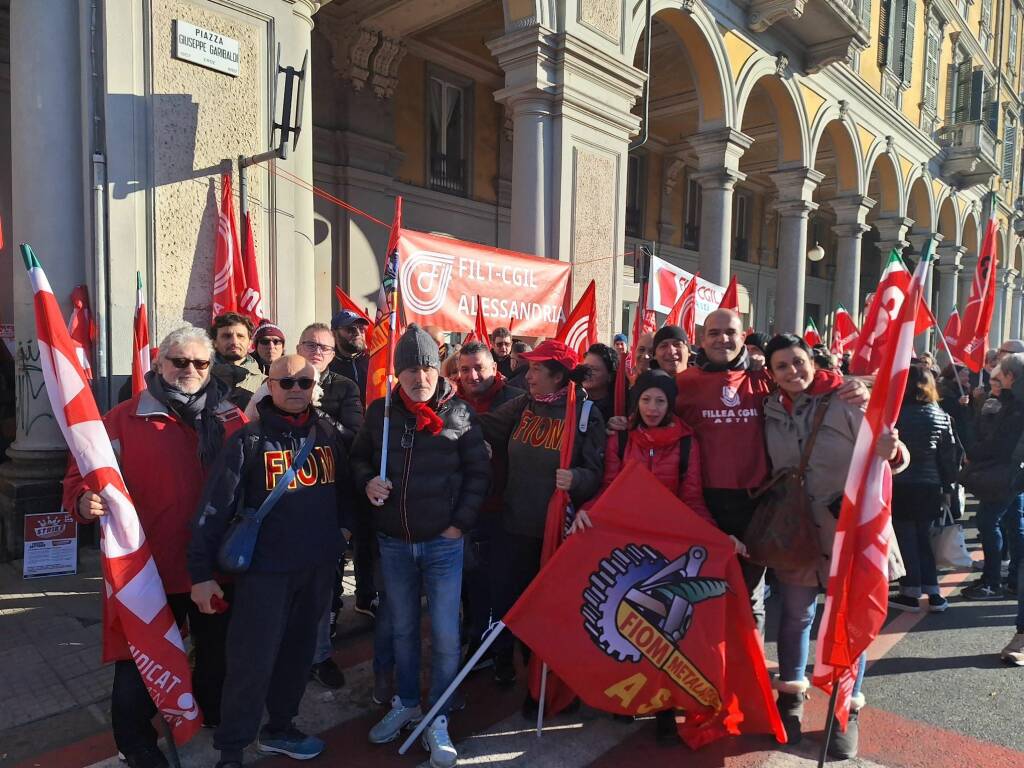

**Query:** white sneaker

left=368, top=695, right=422, bottom=744
left=422, top=715, right=458, bottom=768
left=1000, top=632, right=1024, bottom=666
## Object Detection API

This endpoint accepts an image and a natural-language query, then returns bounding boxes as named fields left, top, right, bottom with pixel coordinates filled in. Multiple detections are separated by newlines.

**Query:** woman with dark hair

left=938, top=363, right=974, bottom=452
left=582, top=342, right=619, bottom=422
left=480, top=340, right=606, bottom=701
left=761, top=333, right=904, bottom=759
left=889, top=365, right=960, bottom=613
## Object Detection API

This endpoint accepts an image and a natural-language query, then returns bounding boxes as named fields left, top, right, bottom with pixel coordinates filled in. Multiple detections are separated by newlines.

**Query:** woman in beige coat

left=762, top=334, right=905, bottom=759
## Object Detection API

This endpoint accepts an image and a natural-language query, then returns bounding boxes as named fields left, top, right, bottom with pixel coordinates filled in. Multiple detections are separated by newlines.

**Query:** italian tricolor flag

left=849, top=250, right=912, bottom=375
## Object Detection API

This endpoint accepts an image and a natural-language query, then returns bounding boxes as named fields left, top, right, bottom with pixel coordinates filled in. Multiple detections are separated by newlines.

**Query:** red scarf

left=398, top=388, right=444, bottom=434
left=631, top=419, right=687, bottom=450
left=780, top=369, right=844, bottom=413
left=458, top=372, right=507, bottom=414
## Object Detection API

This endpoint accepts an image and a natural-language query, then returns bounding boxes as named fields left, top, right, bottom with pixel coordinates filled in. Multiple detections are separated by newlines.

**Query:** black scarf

left=145, top=371, right=226, bottom=467
left=694, top=346, right=751, bottom=373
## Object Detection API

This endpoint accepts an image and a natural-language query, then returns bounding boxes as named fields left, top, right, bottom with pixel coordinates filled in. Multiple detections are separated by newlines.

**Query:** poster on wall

left=397, top=230, right=571, bottom=337
left=23, top=512, right=78, bottom=579
left=646, top=255, right=727, bottom=325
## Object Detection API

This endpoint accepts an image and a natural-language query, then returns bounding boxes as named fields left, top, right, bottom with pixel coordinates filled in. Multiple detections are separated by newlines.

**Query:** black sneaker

left=466, top=641, right=495, bottom=672
left=311, top=658, right=346, bottom=689
left=827, top=708, right=859, bottom=759
left=961, top=582, right=1005, bottom=600
left=493, top=652, right=517, bottom=687
left=355, top=595, right=378, bottom=619
left=888, top=594, right=921, bottom=613
left=655, top=710, right=680, bottom=746
left=927, top=594, right=949, bottom=612
left=124, top=747, right=169, bottom=768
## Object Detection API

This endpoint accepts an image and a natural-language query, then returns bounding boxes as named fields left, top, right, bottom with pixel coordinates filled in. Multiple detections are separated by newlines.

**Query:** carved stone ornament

left=838, top=99, right=849, bottom=119
left=369, top=36, right=407, bottom=100
left=885, top=135, right=895, bottom=154
left=775, top=52, right=789, bottom=77
left=680, top=0, right=697, bottom=12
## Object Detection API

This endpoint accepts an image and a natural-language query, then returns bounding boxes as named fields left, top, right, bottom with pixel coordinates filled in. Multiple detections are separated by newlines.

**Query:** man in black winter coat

left=351, top=324, right=490, bottom=768
left=189, top=355, right=354, bottom=768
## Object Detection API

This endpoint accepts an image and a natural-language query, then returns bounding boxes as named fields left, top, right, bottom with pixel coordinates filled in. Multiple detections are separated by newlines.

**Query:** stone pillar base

left=0, top=449, right=68, bottom=562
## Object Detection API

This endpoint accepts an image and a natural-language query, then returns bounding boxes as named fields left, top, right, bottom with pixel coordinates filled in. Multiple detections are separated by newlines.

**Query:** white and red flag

left=68, top=285, right=95, bottom=380
left=803, top=317, right=822, bottom=347
left=830, top=306, right=859, bottom=356
left=132, top=272, right=151, bottom=398
left=849, top=250, right=912, bottom=375
left=717, top=274, right=740, bottom=312
left=666, top=271, right=699, bottom=342
left=942, top=309, right=961, bottom=349
left=556, top=280, right=597, bottom=358
left=952, top=217, right=999, bottom=372
left=237, top=211, right=266, bottom=324
left=211, top=173, right=243, bottom=319
left=21, top=244, right=202, bottom=745
left=812, top=239, right=933, bottom=730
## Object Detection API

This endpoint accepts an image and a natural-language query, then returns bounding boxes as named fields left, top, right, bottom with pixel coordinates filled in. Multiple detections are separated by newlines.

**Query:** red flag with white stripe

left=22, top=244, right=202, bottom=745
left=848, top=251, right=911, bottom=375
left=666, top=272, right=699, bottom=342
left=830, top=306, right=859, bottom=356
left=942, top=309, right=961, bottom=350
left=812, top=240, right=933, bottom=730
left=951, top=217, right=999, bottom=372
left=68, top=285, right=95, bottom=381
left=237, top=211, right=266, bottom=324
left=556, top=281, right=598, bottom=357
left=132, top=272, right=151, bottom=397
left=212, top=173, right=242, bottom=319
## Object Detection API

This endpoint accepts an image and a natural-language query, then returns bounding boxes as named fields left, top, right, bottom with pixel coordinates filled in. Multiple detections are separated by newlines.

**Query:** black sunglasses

left=167, top=357, right=211, bottom=371
left=270, top=377, right=315, bottom=391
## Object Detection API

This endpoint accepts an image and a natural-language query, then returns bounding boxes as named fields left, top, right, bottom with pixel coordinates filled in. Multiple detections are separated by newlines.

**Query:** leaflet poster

left=23, top=512, right=78, bottom=579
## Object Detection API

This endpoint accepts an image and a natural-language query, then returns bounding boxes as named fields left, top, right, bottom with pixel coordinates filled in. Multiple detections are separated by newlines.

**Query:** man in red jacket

left=675, top=310, right=865, bottom=632
left=64, top=325, right=245, bottom=768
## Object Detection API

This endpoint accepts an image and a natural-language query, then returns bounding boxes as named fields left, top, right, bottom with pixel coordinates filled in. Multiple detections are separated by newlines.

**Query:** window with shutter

left=1004, top=117, right=1017, bottom=181
left=878, top=0, right=893, bottom=68
left=901, top=0, right=917, bottom=85
left=980, top=0, right=993, bottom=52
left=1010, top=11, right=1020, bottom=76
left=892, top=0, right=909, bottom=78
left=923, top=16, right=940, bottom=112
left=954, top=59, right=972, bottom=123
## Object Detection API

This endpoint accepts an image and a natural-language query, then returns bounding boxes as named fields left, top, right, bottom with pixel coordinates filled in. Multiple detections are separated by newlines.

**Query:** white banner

left=646, top=255, right=727, bottom=325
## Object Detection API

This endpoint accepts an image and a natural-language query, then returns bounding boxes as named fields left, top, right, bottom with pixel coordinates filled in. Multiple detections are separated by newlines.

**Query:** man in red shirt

left=675, top=310, right=865, bottom=632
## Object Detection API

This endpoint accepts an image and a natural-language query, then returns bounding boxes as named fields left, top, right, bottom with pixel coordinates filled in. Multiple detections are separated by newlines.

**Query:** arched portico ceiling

left=734, top=62, right=809, bottom=168
left=906, top=175, right=935, bottom=234
left=809, top=111, right=863, bottom=196
left=961, top=209, right=980, bottom=255
left=936, top=194, right=959, bottom=244
left=864, top=147, right=904, bottom=217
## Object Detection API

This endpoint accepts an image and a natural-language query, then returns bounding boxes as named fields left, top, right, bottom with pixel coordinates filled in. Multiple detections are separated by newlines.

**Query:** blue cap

left=331, top=309, right=370, bottom=330
left=613, top=333, right=628, bottom=344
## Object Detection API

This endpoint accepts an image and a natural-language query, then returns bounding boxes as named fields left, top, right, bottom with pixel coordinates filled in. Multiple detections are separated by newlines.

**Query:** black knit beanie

left=653, top=324, right=688, bottom=348
left=630, top=369, right=678, bottom=413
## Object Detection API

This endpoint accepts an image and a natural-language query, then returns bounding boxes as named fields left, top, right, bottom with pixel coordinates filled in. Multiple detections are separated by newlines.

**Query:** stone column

left=992, top=268, right=1015, bottom=346
left=873, top=215, right=914, bottom=260
left=506, top=95, right=554, bottom=257
left=687, top=129, right=754, bottom=286
left=829, top=194, right=875, bottom=319
left=1, top=1, right=87, bottom=557
left=658, top=157, right=686, bottom=244
left=958, top=255, right=978, bottom=309
left=1011, top=276, right=1024, bottom=340
left=770, top=168, right=823, bottom=334
left=935, top=244, right=965, bottom=327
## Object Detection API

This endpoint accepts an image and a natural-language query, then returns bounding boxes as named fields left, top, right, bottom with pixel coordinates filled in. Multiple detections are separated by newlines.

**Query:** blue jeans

left=776, top=583, right=866, bottom=697
left=377, top=533, right=464, bottom=710
left=977, top=496, right=1024, bottom=588
left=1017, top=565, right=1024, bottom=633
left=373, top=591, right=395, bottom=676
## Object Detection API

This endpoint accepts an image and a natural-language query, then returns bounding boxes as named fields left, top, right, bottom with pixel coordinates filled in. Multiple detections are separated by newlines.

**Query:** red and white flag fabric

left=717, top=275, right=739, bottom=312
left=464, top=295, right=491, bottom=346
left=666, top=272, right=700, bottom=342
left=848, top=250, right=911, bottom=375
left=629, top=282, right=657, bottom=377
left=366, top=198, right=403, bottom=405
left=556, top=280, right=598, bottom=358
left=237, top=211, right=266, bottom=324
left=942, top=309, right=961, bottom=349
left=952, top=217, right=999, bottom=372
left=803, top=317, right=822, bottom=347
left=68, top=285, right=95, bottom=381
left=212, top=173, right=243, bottom=319
left=21, top=244, right=202, bottom=745
left=830, top=306, right=859, bottom=356
left=333, top=285, right=373, bottom=325
left=812, top=240, right=933, bottom=730
left=132, top=272, right=151, bottom=398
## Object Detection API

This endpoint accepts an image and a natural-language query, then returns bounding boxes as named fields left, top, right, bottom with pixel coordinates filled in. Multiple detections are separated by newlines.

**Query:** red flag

left=952, top=217, right=999, bottom=372
left=830, top=306, right=859, bottom=356
left=848, top=251, right=912, bottom=375
left=717, top=275, right=739, bottom=312
left=22, top=245, right=202, bottom=745
left=813, top=242, right=933, bottom=729
left=666, top=272, right=699, bottom=342
left=463, top=295, right=491, bottom=346
left=68, top=285, right=95, bottom=381
left=504, top=461, right=786, bottom=748
left=942, top=309, right=961, bottom=349
left=212, top=173, right=242, bottom=319
left=803, top=317, right=822, bottom=347
left=629, top=282, right=657, bottom=373
left=556, top=281, right=598, bottom=358
left=132, top=272, right=151, bottom=397
left=333, top=285, right=373, bottom=325
left=366, top=198, right=403, bottom=405
left=237, top=212, right=266, bottom=324
left=526, top=383, right=579, bottom=715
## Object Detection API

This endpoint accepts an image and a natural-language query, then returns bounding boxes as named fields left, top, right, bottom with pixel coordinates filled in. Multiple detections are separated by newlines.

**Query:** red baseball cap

left=519, top=339, right=579, bottom=369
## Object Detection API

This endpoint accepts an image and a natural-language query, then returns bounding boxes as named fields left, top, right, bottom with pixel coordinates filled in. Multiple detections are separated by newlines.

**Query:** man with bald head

left=190, top=354, right=355, bottom=767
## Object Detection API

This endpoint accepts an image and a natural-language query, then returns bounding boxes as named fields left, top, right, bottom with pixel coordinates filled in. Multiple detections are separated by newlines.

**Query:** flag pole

left=399, top=620, right=506, bottom=754
left=933, top=316, right=967, bottom=399
left=818, top=683, right=841, bottom=768
left=536, top=663, right=549, bottom=737
left=378, top=197, right=402, bottom=484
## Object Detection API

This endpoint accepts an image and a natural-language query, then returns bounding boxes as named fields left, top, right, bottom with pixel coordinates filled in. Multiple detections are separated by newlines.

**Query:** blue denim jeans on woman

left=776, top=582, right=866, bottom=697
left=377, top=533, right=464, bottom=711
left=977, top=495, right=1024, bottom=588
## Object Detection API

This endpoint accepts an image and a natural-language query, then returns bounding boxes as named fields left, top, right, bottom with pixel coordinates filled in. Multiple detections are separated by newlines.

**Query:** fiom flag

left=21, top=244, right=201, bottom=745
left=556, top=280, right=598, bottom=358
left=132, top=272, right=151, bottom=398
left=952, top=217, right=999, bottom=372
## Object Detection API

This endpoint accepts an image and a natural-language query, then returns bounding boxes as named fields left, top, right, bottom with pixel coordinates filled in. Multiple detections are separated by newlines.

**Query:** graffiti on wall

left=15, top=340, right=53, bottom=436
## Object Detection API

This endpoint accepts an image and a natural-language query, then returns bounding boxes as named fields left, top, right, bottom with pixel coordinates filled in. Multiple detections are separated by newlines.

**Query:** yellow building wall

left=901, top=1, right=926, bottom=125
left=394, top=54, right=426, bottom=187
left=472, top=81, right=499, bottom=205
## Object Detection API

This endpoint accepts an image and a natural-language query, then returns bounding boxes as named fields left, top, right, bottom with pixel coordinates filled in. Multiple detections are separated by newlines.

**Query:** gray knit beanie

left=394, top=323, right=440, bottom=373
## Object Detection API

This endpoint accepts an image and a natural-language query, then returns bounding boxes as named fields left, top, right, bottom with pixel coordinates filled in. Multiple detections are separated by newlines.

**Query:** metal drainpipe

left=628, top=0, right=652, bottom=152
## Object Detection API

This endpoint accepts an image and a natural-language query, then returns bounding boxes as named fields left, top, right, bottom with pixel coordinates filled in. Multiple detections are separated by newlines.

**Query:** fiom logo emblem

left=400, top=251, right=454, bottom=315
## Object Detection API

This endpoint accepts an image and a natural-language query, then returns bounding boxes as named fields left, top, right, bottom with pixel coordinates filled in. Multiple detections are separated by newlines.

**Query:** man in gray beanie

left=351, top=323, right=490, bottom=768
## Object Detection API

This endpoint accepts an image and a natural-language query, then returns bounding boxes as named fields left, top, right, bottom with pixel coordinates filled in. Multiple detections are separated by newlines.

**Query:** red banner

left=397, top=230, right=570, bottom=337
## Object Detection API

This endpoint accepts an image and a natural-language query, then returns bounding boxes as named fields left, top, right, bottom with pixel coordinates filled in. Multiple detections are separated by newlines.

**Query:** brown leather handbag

left=744, top=394, right=833, bottom=571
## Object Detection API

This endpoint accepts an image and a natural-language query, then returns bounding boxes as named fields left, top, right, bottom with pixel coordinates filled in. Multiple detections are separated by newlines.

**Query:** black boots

left=775, top=691, right=807, bottom=745
left=827, top=706, right=861, bottom=759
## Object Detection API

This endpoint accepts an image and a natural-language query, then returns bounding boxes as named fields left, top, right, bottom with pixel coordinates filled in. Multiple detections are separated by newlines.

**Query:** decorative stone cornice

left=749, top=0, right=806, bottom=33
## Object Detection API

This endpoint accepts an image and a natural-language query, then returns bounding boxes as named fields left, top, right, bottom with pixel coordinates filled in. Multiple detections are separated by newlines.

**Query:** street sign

left=173, top=19, right=240, bottom=77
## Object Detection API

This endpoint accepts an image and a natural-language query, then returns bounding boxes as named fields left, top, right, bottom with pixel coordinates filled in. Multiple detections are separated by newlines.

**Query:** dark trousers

left=215, top=563, right=333, bottom=762
left=704, top=488, right=766, bottom=634
left=462, top=521, right=496, bottom=647
left=893, top=516, right=940, bottom=596
left=353, top=500, right=377, bottom=604
left=111, top=591, right=231, bottom=755
left=490, top=529, right=543, bottom=657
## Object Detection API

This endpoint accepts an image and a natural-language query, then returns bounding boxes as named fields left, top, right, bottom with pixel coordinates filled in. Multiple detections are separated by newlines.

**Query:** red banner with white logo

left=396, top=230, right=570, bottom=337
left=647, top=255, right=726, bottom=325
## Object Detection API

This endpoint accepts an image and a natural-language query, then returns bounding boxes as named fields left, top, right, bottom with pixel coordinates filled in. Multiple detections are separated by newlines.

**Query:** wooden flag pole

left=818, top=683, right=841, bottom=767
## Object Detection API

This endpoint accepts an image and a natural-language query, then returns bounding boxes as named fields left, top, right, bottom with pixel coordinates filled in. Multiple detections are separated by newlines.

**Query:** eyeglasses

left=257, top=338, right=284, bottom=346
left=299, top=340, right=335, bottom=354
left=269, top=377, right=315, bottom=390
left=167, top=357, right=211, bottom=371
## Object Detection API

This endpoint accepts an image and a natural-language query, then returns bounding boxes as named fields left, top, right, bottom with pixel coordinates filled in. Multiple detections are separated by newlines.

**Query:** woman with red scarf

left=762, top=334, right=904, bottom=760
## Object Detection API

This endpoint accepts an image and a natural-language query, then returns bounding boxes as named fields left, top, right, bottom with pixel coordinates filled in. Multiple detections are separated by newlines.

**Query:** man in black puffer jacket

left=189, top=355, right=354, bottom=768
left=351, top=324, right=489, bottom=767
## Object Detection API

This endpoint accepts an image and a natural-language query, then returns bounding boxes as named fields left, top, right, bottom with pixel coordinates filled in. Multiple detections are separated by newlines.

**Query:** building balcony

left=937, top=120, right=999, bottom=189
left=747, top=0, right=870, bottom=73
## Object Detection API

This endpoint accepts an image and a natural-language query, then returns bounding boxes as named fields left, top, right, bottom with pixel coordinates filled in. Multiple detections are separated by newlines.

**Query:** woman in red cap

left=479, top=339, right=606, bottom=708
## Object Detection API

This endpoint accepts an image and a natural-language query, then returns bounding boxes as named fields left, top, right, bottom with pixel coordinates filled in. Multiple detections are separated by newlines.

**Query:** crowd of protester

left=62, top=308, right=1024, bottom=768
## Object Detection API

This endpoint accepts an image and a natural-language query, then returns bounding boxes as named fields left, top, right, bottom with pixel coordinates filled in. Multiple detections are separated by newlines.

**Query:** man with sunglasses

left=64, top=326, right=246, bottom=768
left=330, top=310, right=371, bottom=402
left=253, top=322, right=286, bottom=374
left=190, top=354, right=355, bottom=768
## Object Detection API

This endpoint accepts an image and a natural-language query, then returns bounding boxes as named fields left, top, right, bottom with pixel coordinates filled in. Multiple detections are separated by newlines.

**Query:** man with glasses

left=209, top=312, right=263, bottom=408
left=190, top=354, right=354, bottom=768
left=331, top=310, right=371, bottom=403
left=253, top=322, right=286, bottom=374
left=490, top=326, right=514, bottom=378
left=64, top=326, right=245, bottom=768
